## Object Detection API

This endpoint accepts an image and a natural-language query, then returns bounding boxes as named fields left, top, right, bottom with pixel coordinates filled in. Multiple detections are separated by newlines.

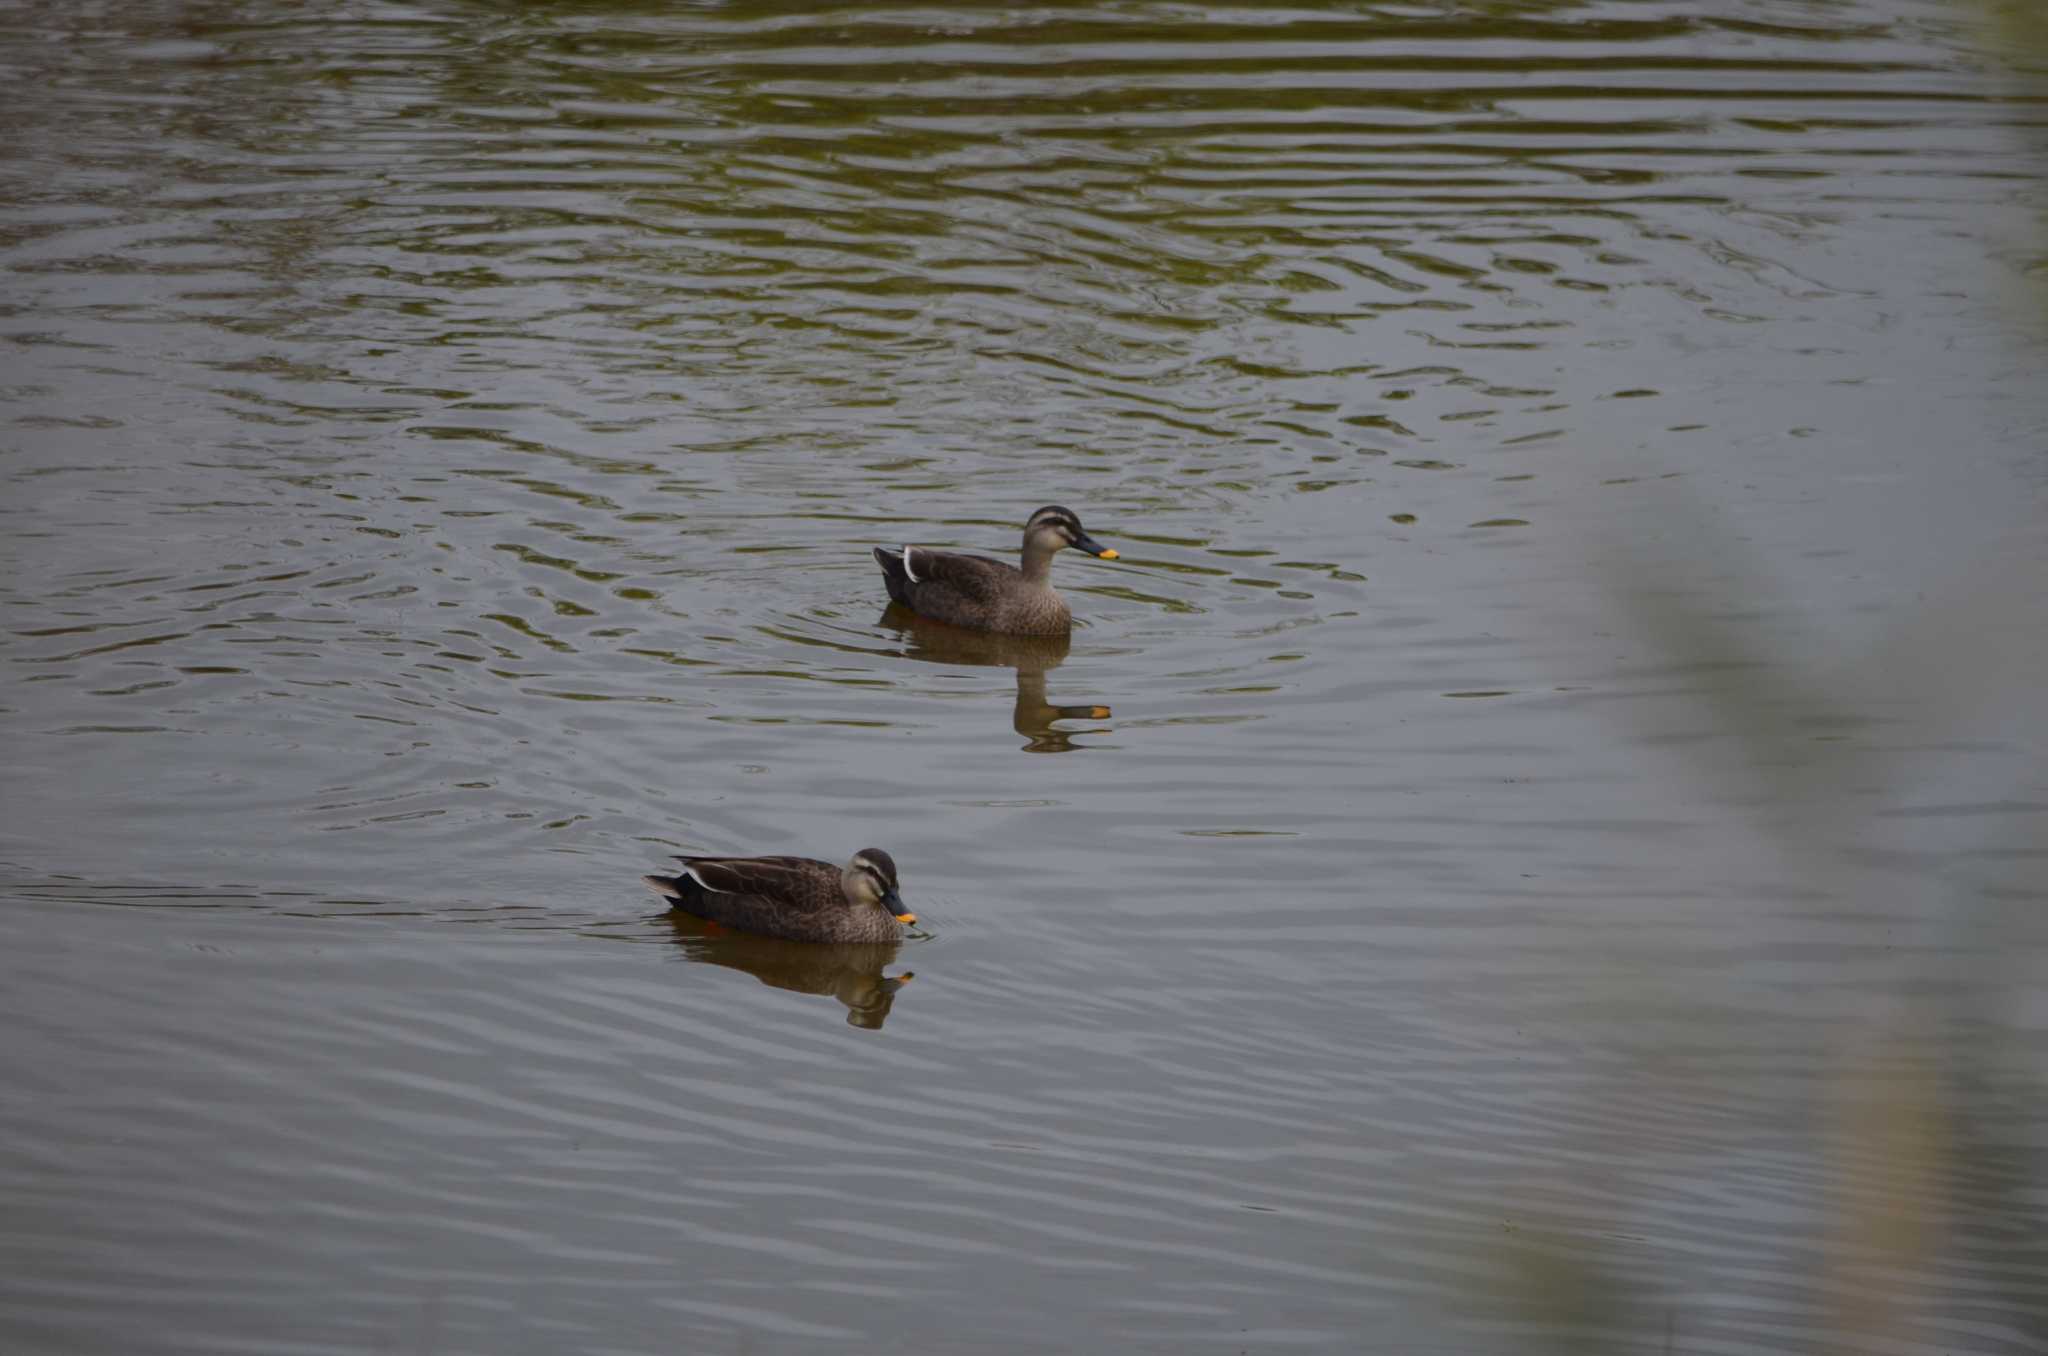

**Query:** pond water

left=2, top=2, right=2044, bottom=1352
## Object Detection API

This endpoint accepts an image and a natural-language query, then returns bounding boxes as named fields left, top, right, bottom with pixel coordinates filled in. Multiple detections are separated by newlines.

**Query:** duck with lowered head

left=874, top=504, right=1118, bottom=636
left=643, top=849, right=916, bottom=944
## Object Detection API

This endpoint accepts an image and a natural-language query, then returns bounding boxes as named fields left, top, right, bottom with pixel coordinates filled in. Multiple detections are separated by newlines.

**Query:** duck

left=643, top=848, right=916, bottom=944
left=874, top=504, right=1119, bottom=636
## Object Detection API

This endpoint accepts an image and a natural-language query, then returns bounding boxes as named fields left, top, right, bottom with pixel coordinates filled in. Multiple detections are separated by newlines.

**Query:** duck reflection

left=663, top=913, right=914, bottom=1030
left=878, top=606, right=1112, bottom=753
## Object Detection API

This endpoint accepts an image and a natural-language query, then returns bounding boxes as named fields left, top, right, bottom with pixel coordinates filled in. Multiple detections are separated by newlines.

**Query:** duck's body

left=643, top=849, right=913, bottom=944
left=874, top=546, right=1075, bottom=635
left=874, top=505, right=1117, bottom=636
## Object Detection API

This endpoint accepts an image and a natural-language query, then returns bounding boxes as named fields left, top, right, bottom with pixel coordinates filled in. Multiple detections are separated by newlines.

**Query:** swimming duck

left=643, top=849, right=915, bottom=944
left=874, top=505, right=1119, bottom=635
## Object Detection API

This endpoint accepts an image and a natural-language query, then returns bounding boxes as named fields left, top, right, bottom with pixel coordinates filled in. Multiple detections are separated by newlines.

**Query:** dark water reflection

left=660, top=913, right=915, bottom=1030
left=877, top=610, right=1114, bottom=753
left=2, top=0, right=2046, bottom=1352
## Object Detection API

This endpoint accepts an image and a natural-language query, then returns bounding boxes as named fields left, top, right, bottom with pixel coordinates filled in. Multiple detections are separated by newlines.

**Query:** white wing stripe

left=902, top=546, right=919, bottom=582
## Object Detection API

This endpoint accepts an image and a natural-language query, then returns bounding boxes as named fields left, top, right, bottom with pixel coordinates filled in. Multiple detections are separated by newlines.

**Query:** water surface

left=2, top=2, right=2044, bottom=1352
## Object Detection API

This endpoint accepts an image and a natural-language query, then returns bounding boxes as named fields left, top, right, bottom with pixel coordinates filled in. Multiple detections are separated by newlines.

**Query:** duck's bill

left=1073, top=533, right=1118, bottom=559
left=883, top=889, right=917, bottom=926
left=894, top=911, right=919, bottom=925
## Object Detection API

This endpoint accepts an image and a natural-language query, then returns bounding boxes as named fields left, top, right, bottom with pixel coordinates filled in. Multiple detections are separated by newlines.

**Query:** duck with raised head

left=643, top=849, right=916, bottom=944
left=874, top=504, right=1119, bottom=636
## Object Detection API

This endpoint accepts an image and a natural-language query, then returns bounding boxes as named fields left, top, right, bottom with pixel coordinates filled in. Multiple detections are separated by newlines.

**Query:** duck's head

left=844, top=848, right=916, bottom=926
left=1024, top=505, right=1118, bottom=560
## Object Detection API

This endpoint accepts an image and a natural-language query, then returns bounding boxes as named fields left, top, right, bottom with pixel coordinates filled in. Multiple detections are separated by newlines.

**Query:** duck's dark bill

left=1074, top=534, right=1118, bottom=559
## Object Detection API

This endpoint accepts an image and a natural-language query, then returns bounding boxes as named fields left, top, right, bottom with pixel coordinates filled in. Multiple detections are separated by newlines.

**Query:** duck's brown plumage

left=875, top=546, right=1073, bottom=635
left=874, top=505, right=1117, bottom=636
left=643, top=850, right=909, bottom=944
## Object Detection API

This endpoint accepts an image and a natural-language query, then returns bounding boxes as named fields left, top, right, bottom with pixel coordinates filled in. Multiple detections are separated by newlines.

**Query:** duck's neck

left=1020, top=539, right=1058, bottom=585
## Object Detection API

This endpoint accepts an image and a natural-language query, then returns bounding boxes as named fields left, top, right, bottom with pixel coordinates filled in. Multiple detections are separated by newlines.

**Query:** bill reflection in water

left=878, top=608, right=1113, bottom=753
left=663, top=914, right=915, bottom=1031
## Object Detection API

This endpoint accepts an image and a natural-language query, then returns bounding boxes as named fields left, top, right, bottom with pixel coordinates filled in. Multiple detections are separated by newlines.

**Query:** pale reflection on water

left=0, top=0, right=2044, bottom=1352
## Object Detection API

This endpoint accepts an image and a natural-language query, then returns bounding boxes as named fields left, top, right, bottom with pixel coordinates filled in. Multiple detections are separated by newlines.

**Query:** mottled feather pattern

left=681, top=856, right=841, bottom=911
left=872, top=505, right=1113, bottom=635
left=873, top=546, right=1072, bottom=635
left=645, top=854, right=904, bottom=944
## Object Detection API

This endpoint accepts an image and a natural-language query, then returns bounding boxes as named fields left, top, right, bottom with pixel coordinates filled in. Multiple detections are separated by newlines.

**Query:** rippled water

left=3, top=1, right=2045, bottom=1352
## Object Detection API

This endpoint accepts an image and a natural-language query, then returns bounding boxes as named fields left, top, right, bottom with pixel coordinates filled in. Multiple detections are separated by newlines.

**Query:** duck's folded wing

left=677, top=855, right=834, bottom=911
left=908, top=550, right=1011, bottom=604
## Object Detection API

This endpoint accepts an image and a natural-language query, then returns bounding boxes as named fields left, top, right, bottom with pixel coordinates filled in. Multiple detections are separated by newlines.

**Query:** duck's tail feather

left=872, top=546, right=911, bottom=606
left=642, top=873, right=687, bottom=903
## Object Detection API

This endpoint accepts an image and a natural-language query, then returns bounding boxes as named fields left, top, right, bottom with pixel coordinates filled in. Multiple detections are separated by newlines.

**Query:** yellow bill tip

left=1097, top=548, right=1119, bottom=559
left=895, top=912, right=918, bottom=925
left=1088, top=706, right=1112, bottom=719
